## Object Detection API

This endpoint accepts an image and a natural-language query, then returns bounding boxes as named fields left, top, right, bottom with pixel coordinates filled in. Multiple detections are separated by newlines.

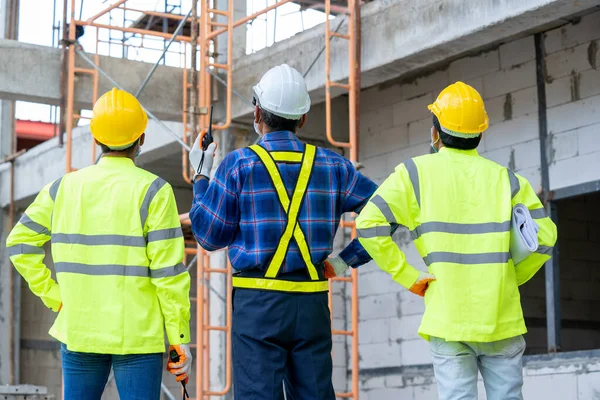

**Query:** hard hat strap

left=440, top=125, right=481, bottom=139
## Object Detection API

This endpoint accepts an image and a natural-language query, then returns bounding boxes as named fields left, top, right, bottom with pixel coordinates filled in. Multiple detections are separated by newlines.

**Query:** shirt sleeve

left=189, top=152, right=241, bottom=252
left=336, top=157, right=379, bottom=268
left=355, top=163, right=421, bottom=289
left=145, top=181, right=191, bottom=345
left=511, top=173, right=558, bottom=285
left=6, top=181, right=61, bottom=312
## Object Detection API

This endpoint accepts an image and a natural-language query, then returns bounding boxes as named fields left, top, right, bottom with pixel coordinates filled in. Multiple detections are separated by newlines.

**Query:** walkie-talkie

left=169, top=349, right=190, bottom=400
left=201, top=105, right=214, bottom=150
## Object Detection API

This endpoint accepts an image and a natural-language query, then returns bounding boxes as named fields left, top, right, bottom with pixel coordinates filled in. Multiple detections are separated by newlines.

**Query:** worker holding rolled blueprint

left=356, top=82, right=558, bottom=400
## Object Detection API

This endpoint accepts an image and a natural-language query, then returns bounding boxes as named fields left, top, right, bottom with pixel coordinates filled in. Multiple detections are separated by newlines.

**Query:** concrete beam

left=0, top=40, right=183, bottom=121
left=227, top=0, right=600, bottom=122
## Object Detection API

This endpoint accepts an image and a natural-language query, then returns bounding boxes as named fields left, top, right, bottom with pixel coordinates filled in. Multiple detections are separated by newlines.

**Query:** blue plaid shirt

left=189, top=131, right=377, bottom=274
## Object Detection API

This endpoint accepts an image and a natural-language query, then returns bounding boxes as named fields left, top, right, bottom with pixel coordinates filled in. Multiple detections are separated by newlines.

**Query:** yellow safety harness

left=231, top=144, right=329, bottom=293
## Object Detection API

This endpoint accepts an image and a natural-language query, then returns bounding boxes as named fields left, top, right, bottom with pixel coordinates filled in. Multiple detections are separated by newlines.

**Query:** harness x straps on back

left=231, top=143, right=329, bottom=293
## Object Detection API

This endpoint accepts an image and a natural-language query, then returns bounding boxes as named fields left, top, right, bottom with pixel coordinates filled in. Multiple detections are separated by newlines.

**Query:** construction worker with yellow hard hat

left=6, top=88, right=191, bottom=400
left=356, top=82, right=557, bottom=400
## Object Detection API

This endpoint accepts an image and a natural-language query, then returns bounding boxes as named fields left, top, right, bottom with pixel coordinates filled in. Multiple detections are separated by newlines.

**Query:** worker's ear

left=139, top=133, right=145, bottom=146
left=298, top=114, right=307, bottom=129
left=254, top=106, right=261, bottom=123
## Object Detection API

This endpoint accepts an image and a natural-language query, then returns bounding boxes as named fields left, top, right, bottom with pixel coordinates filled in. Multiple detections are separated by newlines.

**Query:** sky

left=15, top=0, right=328, bottom=123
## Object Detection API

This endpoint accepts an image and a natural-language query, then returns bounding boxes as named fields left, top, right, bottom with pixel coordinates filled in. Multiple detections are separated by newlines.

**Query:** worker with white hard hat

left=188, top=64, right=378, bottom=399
left=6, top=88, right=192, bottom=399
left=356, top=82, right=558, bottom=400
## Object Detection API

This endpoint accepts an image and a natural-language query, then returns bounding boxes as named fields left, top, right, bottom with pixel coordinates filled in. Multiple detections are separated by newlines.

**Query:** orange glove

left=323, top=255, right=349, bottom=279
left=408, top=271, right=436, bottom=297
left=167, top=344, right=193, bottom=384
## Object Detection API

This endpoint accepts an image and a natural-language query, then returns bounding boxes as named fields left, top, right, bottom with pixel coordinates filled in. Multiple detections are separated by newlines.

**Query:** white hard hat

left=253, top=64, right=311, bottom=120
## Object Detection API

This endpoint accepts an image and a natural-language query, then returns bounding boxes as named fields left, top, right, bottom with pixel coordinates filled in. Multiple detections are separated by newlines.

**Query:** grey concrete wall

left=0, top=39, right=183, bottom=121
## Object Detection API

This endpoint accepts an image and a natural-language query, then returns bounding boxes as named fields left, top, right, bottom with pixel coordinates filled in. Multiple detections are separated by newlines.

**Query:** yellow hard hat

left=90, top=88, right=148, bottom=149
left=428, top=82, right=489, bottom=138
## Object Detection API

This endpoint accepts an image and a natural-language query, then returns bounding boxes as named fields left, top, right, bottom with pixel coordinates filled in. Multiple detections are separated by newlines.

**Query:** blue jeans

left=61, top=343, right=163, bottom=400
left=232, top=289, right=335, bottom=400
left=430, top=335, right=526, bottom=400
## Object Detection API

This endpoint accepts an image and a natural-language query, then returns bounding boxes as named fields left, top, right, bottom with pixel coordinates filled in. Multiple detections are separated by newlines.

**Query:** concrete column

left=0, top=0, right=15, bottom=160
left=0, top=207, right=12, bottom=384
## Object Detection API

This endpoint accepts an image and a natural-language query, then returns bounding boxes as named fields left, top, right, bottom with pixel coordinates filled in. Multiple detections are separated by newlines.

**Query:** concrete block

left=482, top=60, right=536, bottom=99
left=513, top=139, right=541, bottom=170
left=408, top=117, right=431, bottom=146
left=389, top=314, right=422, bottom=341
left=500, top=36, right=535, bottom=69
left=359, top=318, right=389, bottom=345
left=545, top=75, right=572, bottom=108
left=449, top=50, right=500, bottom=82
left=400, top=338, right=432, bottom=366
left=402, top=69, right=449, bottom=101
left=545, top=43, right=593, bottom=80
left=332, top=342, right=347, bottom=367
left=485, top=95, right=506, bottom=125
left=361, top=82, right=403, bottom=113
left=511, top=86, right=539, bottom=120
left=559, top=11, right=600, bottom=49
left=332, top=366, right=347, bottom=391
left=358, top=341, right=401, bottom=369
left=577, top=371, right=600, bottom=400
left=579, top=68, right=600, bottom=100
left=385, top=373, right=406, bottom=388
left=364, top=387, right=413, bottom=400
left=362, top=376, right=386, bottom=389
left=358, top=293, right=400, bottom=321
left=358, top=268, right=402, bottom=297
left=386, top=144, right=430, bottom=170
left=522, top=373, right=578, bottom=399
left=550, top=151, right=600, bottom=190
left=548, top=95, right=600, bottom=134
left=549, top=130, right=578, bottom=164
left=412, top=383, right=439, bottom=400
left=516, top=166, right=542, bottom=193
left=360, top=104, right=395, bottom=138
left=484, top=114, right=539, bottom=151
left=361, top=125, right=410, bottom=162
left=399, top=290, right=426, bottom=316
left=482, top=146, right=513, bottom=168
left=544, top=27, right=563, bottom=55
left=392, top=93, right=433, bottom=126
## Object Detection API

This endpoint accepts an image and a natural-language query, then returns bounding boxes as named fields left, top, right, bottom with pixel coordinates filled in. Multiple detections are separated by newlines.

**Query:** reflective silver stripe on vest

left=147, top=228, right=183, bottom=243
left=7, top=244, right=45, bottom=257
left=508, top=169, right=520, bottom=198
left=49, top=177, right=63, bottom=202
left=536, top=245, right=553, bottom=255
left=404, top=159, right=420, bottom=207
left=529, top=208, right=547, bottom=219
left=55, top=262, right=149, bottom=277
left=150, top=262, right=187, bottom=278
left=52, top=233, right=146, bottom=247
left=370, top=195, right=397, bottom=224
left=357, top=226, right=391, bottom=239
left=411, top=221, right=511, bottom=240
left=19, top=214, right=50, bottom=236
left=423, top=251, right=511, bottom=266
left=140, top=177, right=167, bottom=230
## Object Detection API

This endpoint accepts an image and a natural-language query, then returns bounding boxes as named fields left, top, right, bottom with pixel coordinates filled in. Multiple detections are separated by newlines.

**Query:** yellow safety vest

left=356, top=147, right=558, bottom=342
left=231, top=144, right=329, bottom=293
left=6, top=156, right=190, bottom=354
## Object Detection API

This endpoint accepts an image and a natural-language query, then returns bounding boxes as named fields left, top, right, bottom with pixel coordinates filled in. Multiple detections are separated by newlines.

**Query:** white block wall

left=545, top=12, right=600, bottom=190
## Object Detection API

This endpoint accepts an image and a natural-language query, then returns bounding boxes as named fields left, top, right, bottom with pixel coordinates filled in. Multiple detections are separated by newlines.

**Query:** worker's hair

left=433, top=115, right=481, bottom=150
left=261, top=109, right=302, bottom=133
left=98, top=139, right=138, bottom=154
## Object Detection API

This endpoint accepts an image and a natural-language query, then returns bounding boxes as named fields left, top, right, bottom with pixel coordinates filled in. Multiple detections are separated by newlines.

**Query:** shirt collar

left=439, top=147, right=479, bottom=157
left=97, top=156, right=136, bottom=167
left=258, top=131, right=299, bottom=144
